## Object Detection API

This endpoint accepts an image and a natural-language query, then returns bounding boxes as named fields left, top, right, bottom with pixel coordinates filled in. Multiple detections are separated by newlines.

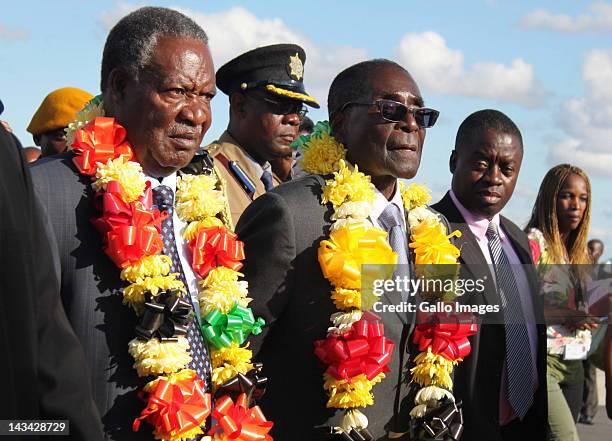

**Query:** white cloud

left=548, top=49, right=612, bottom=178
left=0, top=23, right=28, bottom=40
left=513, top=183, right=538, bottom=201
left=97, top=2, right=141, bottom=30
left=394, top=31, right=546, bottom=108
left=98, top=3, right=367, bottom=108
left=587, top=225, right=612, bottom=250
left=548, top=140, right=612, bottom=176
left=518, top=2, right=612, bottom=33
left=582, top=48, right=612, bottom=102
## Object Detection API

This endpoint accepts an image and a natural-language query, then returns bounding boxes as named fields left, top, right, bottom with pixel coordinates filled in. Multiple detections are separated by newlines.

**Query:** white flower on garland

left=331, top=201, right=374, bottom=221
left=414, top=385, right=454, bottom=406
left=65, top=97, right=105, bottom=148
left=341, top=409, right=369, bottom=431
left=327, top=310, right=363, bottom=336
left=93, top=157, right=147, bottom=203
left=409, top=404, right=428, bottom=418
left=409, top=385, right=455, bottom=419
left=128, top=336, right=192, bottom=377
left=407, top=205, right=439, bottom=229
left=330, top=218, right=374, bottom=233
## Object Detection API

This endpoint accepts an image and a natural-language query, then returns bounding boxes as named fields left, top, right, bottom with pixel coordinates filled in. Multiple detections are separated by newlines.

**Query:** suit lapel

left=433, top=192, right=499, bottom=307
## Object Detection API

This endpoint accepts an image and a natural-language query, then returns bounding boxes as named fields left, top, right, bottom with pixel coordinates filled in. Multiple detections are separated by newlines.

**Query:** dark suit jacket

left=431, top=192, right=547, bottom=441
left=0, top=129, right=103, bottom=440
left=236, top=175, right=425, bottom=441
left=30, top=153, right=159, bottom=440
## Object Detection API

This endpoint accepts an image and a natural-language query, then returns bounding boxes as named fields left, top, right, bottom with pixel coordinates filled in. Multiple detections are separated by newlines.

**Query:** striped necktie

left=153, top=185, right=211, bottom=388
left=486, top=222, right=534, bottom=419
left=378, top=203, right=411, bottom=302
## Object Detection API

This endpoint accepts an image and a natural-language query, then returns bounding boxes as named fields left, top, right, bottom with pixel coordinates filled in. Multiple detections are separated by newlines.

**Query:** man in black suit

left=0, top=123, right=103, bottom=440
left=236, top=59, right=441, bottom=440
left=30, top=7, right=216, bottom=440
left=431, top=109, right=547, bottom=440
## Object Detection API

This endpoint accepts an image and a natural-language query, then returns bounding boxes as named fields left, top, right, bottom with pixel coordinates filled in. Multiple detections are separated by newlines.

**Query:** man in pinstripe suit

left=431, top=109, right=547, bottom=441
left=30, top=7, right=215, bottom=440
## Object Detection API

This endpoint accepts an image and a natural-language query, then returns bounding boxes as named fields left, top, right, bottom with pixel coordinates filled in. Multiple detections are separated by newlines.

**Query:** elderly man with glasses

left=206, top=44, right=319, bottom=223
left=235, top=59, right=442, bottom=440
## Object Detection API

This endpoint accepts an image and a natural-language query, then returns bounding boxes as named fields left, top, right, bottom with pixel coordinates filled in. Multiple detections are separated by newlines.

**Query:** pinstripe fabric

left=31, top=154, right=154, bottom=440
left=486, top=222, right=534, bottom=419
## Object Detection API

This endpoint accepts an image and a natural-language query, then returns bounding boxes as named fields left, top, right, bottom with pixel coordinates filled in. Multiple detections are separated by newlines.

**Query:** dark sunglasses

left=246, top=92, right=308, bottom=118
left=339, top=99, right=439, bottom=128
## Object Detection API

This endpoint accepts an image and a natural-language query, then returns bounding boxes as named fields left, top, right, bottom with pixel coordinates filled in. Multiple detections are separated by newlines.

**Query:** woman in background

left=526, top=164, right=596, bottom=441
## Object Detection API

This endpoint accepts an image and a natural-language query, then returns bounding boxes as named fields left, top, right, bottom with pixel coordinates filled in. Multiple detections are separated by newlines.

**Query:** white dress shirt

left=146, top=173, right=200, bottom=315
left=370, top=182, right=406, bottom=231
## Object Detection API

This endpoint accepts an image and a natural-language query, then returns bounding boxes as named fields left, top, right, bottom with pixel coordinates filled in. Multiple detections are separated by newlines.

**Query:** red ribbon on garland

left=412, top=310, right=478, bottom=361
left=189, top=226, right=245, bottom=278
left=314, top=312, right=394, bottom=381
left=72, top=117, right=133, bottom=175
left=208, top=393, right=273, bottom=441
left=91, top=181, right=165, bottom=268
left=133, top=374, right=211, bottom=439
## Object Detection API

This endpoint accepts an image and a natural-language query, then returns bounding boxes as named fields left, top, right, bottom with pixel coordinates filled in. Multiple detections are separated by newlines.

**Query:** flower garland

left=69, top=97, right=272, bottom=441
left=299, top=122, right=477, bottom=439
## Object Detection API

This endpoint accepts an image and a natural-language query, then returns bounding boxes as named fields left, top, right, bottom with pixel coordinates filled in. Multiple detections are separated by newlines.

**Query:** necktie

left=378, top=203, right=410, bottom=301
left=260, top=170, right=274, bottom=191
left=486, top=222, right=534, bottom=419
left=153, top=185, right=211, bottom=388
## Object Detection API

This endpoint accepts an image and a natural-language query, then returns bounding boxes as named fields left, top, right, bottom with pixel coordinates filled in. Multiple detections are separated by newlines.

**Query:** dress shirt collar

left=145, top=171, right=178, bottom=194
left=370, top=180, right=406, bottom=229
left=449, top=189, right=506, bottom=241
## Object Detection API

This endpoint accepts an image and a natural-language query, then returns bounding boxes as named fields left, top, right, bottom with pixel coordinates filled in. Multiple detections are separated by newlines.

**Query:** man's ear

left=449, top=150, right=457, bottom=174
left=229, top=92, right=247, bottom=119
left=106, top=67, right=130, bottom=104
left=330, top=110, right=345, bottom=143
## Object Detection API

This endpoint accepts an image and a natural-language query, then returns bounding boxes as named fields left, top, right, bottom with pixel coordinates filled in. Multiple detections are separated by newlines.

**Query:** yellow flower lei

left=70, top=98, right=265, bottom=440
left=299, top=123, right=463, bottom=434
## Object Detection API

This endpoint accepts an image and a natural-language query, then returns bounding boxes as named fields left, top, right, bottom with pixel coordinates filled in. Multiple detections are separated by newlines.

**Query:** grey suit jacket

left=236, top=174, right=422, bottom=441
left=31, top=153, right=162, bottom=441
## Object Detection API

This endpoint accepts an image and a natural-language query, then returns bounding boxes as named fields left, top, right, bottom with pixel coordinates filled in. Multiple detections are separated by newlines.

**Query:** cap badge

left=288, top=53, right=304, bottom=80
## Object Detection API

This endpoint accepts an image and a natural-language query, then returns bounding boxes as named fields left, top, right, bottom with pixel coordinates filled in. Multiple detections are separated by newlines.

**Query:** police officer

left=206, top=44, right=319, bottom=223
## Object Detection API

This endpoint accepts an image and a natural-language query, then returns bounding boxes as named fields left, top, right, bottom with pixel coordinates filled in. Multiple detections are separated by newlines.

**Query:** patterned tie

left=486, top=222, right=534, bottom=419
left=378, top=203, right=411, bottom=301
left=260, top=170, right=274, bottom=191
left=153, top=185, right=211, bottom=388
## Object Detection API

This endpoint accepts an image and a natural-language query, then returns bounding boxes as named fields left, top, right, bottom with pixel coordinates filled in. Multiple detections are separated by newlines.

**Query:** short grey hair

left=100, top=6, right=208, bottom=91
left=328, top=59, right=409, bottom=116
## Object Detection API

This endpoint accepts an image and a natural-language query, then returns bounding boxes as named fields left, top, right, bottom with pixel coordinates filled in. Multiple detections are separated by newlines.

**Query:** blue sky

left=2, top=0, right=612, bottom=250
